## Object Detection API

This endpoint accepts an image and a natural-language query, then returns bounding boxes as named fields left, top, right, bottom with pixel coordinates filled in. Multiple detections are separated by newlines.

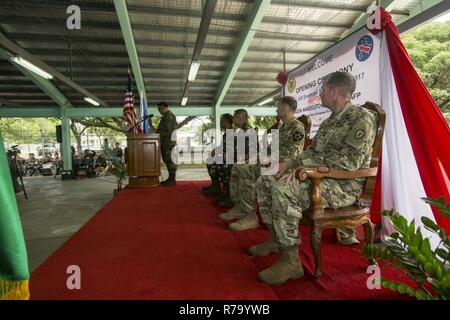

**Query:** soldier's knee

left=271, top=180, right=286, bottom=195
left=256, top=175, right=273, bottom=188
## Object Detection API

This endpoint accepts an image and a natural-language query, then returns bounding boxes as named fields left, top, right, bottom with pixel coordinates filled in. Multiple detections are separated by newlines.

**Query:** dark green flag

left=0, top=133, right=29, bottom=300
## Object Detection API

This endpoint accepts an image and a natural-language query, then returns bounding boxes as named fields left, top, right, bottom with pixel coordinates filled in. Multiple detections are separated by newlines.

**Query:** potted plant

left=364, top=197, right=450, bottom=300
left=110, top=160, right=127, bottom=195
left=101, top=144, right=127, bottom=195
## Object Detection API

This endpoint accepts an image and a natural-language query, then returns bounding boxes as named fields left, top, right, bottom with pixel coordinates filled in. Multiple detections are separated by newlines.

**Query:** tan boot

left=228, top=214, right=259, bottom=231
left=218, top=205, right=245, bottom=221
left=248, top=225, right=279, bottom=256
left=258, top=245, right=304, bottom=285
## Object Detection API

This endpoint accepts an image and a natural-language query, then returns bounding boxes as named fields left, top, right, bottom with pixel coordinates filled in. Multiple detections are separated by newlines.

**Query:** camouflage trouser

left=256, top=173, right=358, bottom=247
left=161, top=143, right=177, bottom=175
left=230, top=164, right=261, bottom=214
left=206, top=162, right=233, bottom=187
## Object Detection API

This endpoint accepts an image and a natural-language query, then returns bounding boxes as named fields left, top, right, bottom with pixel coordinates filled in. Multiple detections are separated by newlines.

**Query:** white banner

left=284, top=28, right=382, bottom=136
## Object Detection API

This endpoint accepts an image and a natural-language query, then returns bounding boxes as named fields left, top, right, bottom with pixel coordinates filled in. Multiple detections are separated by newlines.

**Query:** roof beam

left=8, top=33, right=318, bottom=55
left=340, top=0, right=396, bottom=39
left=0, top=16, right=338, bottom=43
left=3, top=1, right=352, bottom=29
left=0, top=47, right=73, bottom=109
left=213, top=0, right=271, bottom=131
left=266, top=0, right=408, bottom=15
left=214, top=0, right=277, bottom=105
left=113, top=0, right=147, bottom=104
left=182, top=0, right=218, bottom=105
left=0, top=32, right=107, bottom=107
left=397, top=0, right=450, bottom=33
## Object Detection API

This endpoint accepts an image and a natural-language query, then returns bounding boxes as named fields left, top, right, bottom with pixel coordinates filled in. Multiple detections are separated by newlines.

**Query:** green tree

left=249, top=116, right=276, bottom=130
left=0, top=118, right=59, bottom=145
left=402, top=21, right=450, bottom=123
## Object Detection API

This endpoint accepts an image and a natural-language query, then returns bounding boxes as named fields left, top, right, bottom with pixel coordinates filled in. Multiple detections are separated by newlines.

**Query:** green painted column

left=61, top=108, right=72, bottom=170
left=214, top=107, right=221, bottom=145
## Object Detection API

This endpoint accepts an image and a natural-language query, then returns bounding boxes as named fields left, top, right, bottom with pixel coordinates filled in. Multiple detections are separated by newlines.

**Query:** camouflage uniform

left=257, top=102, right=377, bottom=246
left=231, top=118, right=306, bottom=215
left=156, top=110, right=178, bottom=176
left=206, top=131, right=233, bottom=188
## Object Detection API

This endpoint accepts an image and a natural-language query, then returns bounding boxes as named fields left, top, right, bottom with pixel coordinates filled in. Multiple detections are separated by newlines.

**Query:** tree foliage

left=0, top=118, right=59, bottom=144
left=402, top=21, right=450, bottom=122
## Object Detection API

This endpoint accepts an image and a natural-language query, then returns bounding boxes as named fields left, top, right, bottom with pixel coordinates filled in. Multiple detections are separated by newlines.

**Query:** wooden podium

left=126, top=134, right=160, bottom=188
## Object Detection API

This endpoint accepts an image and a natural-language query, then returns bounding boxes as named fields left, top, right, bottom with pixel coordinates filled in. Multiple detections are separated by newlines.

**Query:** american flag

left=122, top=72, right=140, bottom=133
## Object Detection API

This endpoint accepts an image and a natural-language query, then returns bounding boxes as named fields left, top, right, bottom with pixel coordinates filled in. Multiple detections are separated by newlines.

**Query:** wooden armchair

left=297, top=114, right=312, bottom=149
left=295, top=102, right=386, bottom=278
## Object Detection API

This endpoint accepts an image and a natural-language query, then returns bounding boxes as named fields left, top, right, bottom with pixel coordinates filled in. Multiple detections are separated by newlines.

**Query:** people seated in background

left=42, top=152, right=52, bottom=163
left=253, top=71, right=377, bottom=285
left=27, top=153, right=37, bottom=162
left=220, top=97, right=306, bottom=232
left=202, top=113, right=234, bottom=200
left=53, top=152, right=60, bottom=162
left=113, top=142, right=123, bottom=159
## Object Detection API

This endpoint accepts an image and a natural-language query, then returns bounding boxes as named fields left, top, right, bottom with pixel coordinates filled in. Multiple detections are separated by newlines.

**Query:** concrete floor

left=16, top=168, right=209, bottom=272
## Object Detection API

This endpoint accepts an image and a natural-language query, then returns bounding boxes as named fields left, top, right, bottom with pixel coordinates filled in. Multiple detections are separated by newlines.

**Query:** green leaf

left=421, top=216, right=440, bottom=232
left=436, top=248, right=450, bottom=261
left=424, top=262, right=436, bottom=276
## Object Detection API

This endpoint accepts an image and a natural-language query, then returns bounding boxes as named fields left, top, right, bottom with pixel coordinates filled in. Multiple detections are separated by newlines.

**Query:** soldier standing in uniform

left=220, top=97, right=306, bottom=233
left=156, top=101, right=178, bottom=186
left=202, top=113, right=234, bottom=198
left=254, top=72, right=377, bottom=285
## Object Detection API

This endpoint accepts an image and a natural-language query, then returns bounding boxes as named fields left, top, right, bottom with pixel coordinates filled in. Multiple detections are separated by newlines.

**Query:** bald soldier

left=254, top=72, right=377, bottom=285
left=220, top=97, right=306, bottom=232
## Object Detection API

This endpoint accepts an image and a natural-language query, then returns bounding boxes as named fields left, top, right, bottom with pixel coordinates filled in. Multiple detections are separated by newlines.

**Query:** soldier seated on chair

left=202, top=113, right=234, bottom=200
left=253, top=71, right=377, bottom=285
left=220, top=97, right=306, bottom=233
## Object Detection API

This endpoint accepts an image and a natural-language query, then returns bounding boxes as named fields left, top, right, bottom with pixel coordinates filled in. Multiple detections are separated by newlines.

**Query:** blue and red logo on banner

left=355, top=35, right=374, bottom=62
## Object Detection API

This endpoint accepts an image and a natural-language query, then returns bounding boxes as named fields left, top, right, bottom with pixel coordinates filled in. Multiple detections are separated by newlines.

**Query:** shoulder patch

left=293, top=130, right=304, bottom=142
left=345, top=116, right=375, bottom=149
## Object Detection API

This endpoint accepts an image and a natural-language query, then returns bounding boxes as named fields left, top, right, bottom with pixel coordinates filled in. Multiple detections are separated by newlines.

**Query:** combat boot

left=202, top=180, right=216, bottom=191
left=217, top=193, right=233, bottom=208
left=161, top=173, right=176, bottom=186
left=202, top=181, right=221, bottom=196
left=248, top=225, right=279, bottom=256
left=228, top=214, right=259, bottom=231
left=258, top=244, right=304, bottom=285
left=218, top=204, right=245, bottom=221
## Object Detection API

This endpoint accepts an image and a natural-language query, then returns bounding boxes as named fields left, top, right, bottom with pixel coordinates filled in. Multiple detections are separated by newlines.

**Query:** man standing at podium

left=156, top=101, right=178, bottom=186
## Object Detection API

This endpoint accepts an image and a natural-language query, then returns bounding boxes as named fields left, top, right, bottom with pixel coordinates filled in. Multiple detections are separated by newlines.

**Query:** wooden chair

left=297, top=114, right=312, bottom=149
left=295, top=102, right=386, bottom=278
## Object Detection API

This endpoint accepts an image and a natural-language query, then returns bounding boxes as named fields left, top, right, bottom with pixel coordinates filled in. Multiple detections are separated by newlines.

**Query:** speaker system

left=56, top=125, right=62, bottom=143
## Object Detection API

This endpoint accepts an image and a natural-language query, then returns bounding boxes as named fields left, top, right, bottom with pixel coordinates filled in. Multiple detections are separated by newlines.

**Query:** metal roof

left=0, top=0, right=432, bottom=109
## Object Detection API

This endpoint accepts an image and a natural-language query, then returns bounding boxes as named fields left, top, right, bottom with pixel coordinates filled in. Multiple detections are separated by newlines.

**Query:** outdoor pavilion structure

left=0, top=0, right=449, bottom=171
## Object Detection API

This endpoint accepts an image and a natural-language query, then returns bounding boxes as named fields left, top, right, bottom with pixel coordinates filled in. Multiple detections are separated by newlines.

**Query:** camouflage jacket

left=156, top=110, right=177, bottom=145
left=278, top=117, right=305, bottom=161
left=284, top=102, right=377, bottom=199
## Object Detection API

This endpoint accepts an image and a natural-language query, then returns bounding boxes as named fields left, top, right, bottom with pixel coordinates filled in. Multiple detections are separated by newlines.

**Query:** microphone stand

left=126, top=115, right=153, bottom=134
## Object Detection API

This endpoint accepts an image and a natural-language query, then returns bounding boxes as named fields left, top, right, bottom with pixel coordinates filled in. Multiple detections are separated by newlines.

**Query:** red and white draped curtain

left=368, top=8, right=450, bottom=246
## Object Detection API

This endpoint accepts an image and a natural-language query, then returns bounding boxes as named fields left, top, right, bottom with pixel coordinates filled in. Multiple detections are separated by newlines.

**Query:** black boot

left=202, top=181, right=221, bottom=196
left=161, top=173, right=176, bottom=186
left=218, top=193, right=233, bottom=208
left=202, top=179, right=219, bottom=191
left=202, top=181, right=215, bottom=191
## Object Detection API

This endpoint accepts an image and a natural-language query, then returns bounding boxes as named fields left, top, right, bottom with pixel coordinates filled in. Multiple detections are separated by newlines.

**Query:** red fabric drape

left=370, top=8, right=450, bottom=233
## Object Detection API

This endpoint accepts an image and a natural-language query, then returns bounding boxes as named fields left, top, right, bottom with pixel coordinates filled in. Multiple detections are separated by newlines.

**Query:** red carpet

left=30, top=181, right=408, bottom=300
